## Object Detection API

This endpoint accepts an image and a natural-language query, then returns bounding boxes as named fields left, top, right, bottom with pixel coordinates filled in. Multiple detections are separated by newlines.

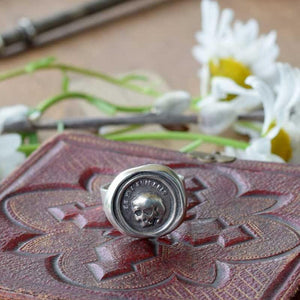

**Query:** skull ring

left=101, top=164, right=186, bottom=238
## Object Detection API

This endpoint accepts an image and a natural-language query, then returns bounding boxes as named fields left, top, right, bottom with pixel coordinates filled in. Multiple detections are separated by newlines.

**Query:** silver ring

left=101, top=164, right=186, bottom=238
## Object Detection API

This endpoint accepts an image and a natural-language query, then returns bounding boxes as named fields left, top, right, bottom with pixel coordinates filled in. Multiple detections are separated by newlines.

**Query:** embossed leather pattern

left=0, top=133, right=299, bottom=299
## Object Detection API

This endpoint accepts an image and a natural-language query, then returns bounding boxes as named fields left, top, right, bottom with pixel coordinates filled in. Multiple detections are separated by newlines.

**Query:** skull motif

left=131, top=193, right=166, bottom=228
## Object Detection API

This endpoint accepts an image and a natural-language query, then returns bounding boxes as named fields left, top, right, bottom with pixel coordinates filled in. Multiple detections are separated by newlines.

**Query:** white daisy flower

left=0, top=134, right=26, bottom=181
left=193, top=0, right=279, bottom=97
left=193, top=0, right=279, bottom=134
left=225, top=63, right=300, bottom=163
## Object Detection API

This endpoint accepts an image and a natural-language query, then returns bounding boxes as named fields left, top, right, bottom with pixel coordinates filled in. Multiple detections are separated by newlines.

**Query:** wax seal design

left=101, top=164, right=186, bottom=238
left=132, top=193, right=166, bottom=228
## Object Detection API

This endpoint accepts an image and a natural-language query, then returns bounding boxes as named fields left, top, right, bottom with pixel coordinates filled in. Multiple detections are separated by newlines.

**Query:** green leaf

left=25, top=57, right=56, bottom=73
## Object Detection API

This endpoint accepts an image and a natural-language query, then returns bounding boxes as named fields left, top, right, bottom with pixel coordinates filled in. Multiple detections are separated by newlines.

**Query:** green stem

left=17, top=131, right=248, bottom=156
left=101, top=125, right=142, bottom=137
left=235, top=121, right=262, bottom=133
left=0, top=68, right=26, bottom=81
left=35, top=92, right=114, bottom=115
left=0, top=63, right=161, bottom=97
left=114, top=104, right=151, bottom=113
left=107, top=131, right=249, bottom=149
left=180, top=139, right=203, bottom=153
left=50, top=64, right=161, bottom=97
left=34, top=91, right=151, bottom=116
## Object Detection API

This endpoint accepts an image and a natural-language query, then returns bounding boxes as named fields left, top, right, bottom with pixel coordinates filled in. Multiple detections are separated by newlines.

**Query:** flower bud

left=153, top=91, right=191, bottom=114
left=0, top=105, right=29, bottom=134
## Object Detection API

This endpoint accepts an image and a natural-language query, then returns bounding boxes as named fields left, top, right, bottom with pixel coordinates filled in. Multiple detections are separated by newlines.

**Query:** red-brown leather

left=0, top=133, right=299, bottom=299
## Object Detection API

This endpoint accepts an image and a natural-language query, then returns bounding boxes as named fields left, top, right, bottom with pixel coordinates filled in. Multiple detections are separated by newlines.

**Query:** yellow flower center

left=271, top=128, right=292, bottom=162
left=209, top=57, right=252, bottom=101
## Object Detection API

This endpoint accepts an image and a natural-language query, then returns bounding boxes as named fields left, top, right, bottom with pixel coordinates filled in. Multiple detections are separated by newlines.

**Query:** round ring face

left=103, top=165, right=186, bottom=238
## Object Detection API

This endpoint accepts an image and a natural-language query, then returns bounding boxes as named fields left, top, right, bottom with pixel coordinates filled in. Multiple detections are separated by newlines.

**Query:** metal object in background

left=0, top=0, right=170, bottom=57
left=0, top=0, right=131, bottom=54
left=2, top=113, right=198, bottom=133
left=101, top=164, right=186, bottom=238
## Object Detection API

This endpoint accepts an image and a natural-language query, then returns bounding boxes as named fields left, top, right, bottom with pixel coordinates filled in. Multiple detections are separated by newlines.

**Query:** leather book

left=0, top=133, right=299, bottom=299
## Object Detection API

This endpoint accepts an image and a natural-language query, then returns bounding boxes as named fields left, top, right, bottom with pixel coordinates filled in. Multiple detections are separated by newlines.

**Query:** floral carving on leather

left=3, top=165, right=300, bottom=290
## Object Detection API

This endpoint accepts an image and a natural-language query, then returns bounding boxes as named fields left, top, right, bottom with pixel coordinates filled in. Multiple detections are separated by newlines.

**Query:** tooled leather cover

left=0, top=133, right=299, bottom=300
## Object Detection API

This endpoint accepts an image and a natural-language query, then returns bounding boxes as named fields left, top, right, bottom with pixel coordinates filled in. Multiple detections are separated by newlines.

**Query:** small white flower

left=225, top=63, right=300, bottom=163
left=0, top=105, right=29, bottom=133
left=193, top=0, right=279, bottom=97
left=0, top=134, right=26, bottom=181
left=152, top=91, right=191, bottom=114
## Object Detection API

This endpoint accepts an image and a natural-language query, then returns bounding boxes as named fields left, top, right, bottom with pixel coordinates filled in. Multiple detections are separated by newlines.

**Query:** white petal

left=246, top=76, right=276, bottom=135
left=199, top=65, right=210, bottom=97
left=233, top=122, right=262, bottom=138
left=209, top=77, right=261, bottom=112
left=284, top=122, right=300, bottom=164
left=245, top=19, right=259, bottom=40
left=248, top=138, right=271, bottom=153
left=197, top=93, right=218, bottom=109
left=274, top=63, right=295, bottom=126
left=233, top=19, right=259, bottom=45
left=199, top=101, right=237, bottom=134
left=0, top=134, right=22, bottom=157
left=211, top=77, right=254, bottom=98
left=224, top=138, right=284, bottom=163
left=217, top=8, right=234, bottom=37
left=201, top=0, right=220, bottom=38
left=286, top=67, right=300, bottom=115
left=192, top=45, right=208, bottom=64
left=229, top=94, right=261, bottom=113
left=246, top=138, right=284, bottom=162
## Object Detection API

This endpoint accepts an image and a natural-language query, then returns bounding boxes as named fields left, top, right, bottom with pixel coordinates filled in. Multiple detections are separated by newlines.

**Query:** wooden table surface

left=0, top=0, right=299, bottom=151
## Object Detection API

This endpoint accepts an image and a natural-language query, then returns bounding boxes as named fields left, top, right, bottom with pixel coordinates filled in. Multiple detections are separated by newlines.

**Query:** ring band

left=101, top=164, right=186, bottom=238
